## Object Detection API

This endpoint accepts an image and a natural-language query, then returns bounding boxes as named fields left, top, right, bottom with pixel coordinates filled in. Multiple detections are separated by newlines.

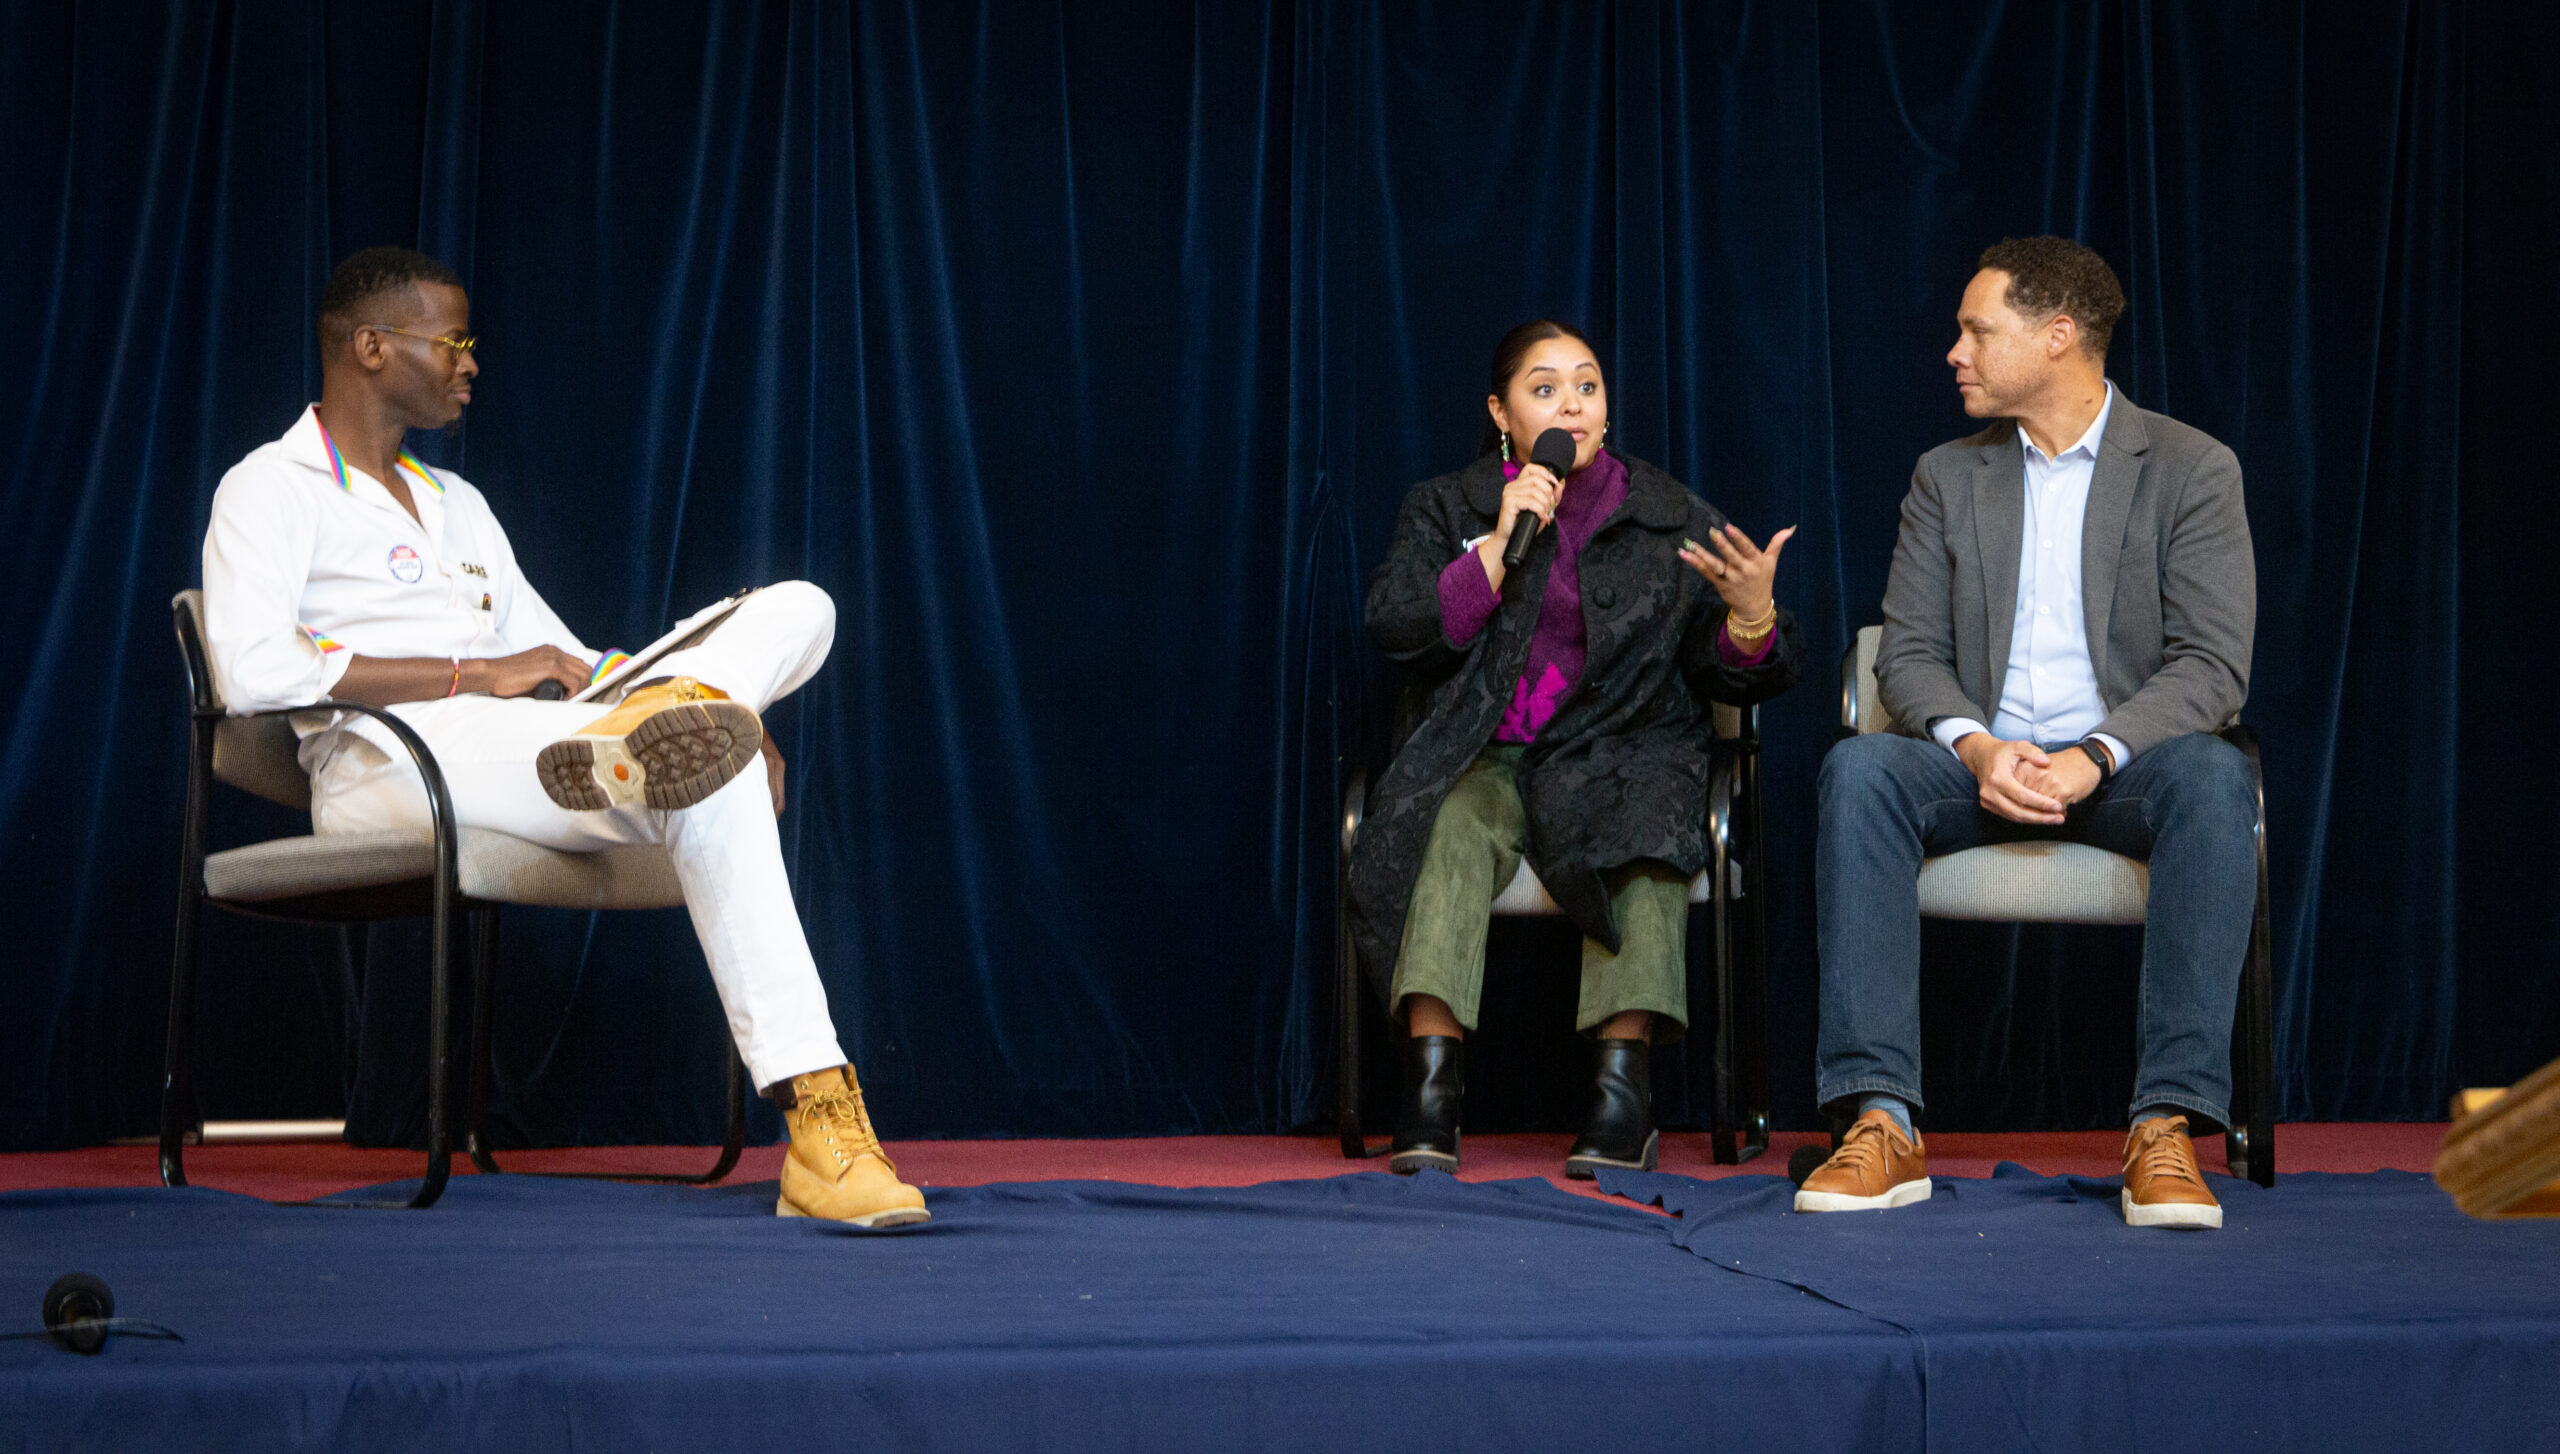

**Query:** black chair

left=1335, top=702, right=1771, bottom=1165
left=1838, top=626, right=2278, bottom=1185
left=163, top=590, right=745, bottom=1209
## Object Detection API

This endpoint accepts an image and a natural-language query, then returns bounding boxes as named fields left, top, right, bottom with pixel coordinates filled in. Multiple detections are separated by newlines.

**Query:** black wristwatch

left=2076, top=738, right=2116, bottom=785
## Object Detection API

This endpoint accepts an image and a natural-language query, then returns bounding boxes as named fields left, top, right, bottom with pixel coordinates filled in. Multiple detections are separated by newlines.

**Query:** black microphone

left=1501, top=427, right=1581, bottom=570
left=43, top=1274, right=113, bottom=1356
left=532, top=681, right=566, bottom=701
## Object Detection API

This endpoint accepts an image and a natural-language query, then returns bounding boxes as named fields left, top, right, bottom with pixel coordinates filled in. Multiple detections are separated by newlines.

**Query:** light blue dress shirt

left=1931, top=383, right=2134, bottom=771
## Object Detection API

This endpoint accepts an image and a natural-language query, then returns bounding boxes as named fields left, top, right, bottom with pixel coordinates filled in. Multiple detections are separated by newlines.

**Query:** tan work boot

left=535, top=676, right=763, bottom=812
left=2121, top=1115, right=2222, bottom=1229
left=777, top=1065, right=930, bottom=1227
left=1794, top=1108, right=1933, bottom=1213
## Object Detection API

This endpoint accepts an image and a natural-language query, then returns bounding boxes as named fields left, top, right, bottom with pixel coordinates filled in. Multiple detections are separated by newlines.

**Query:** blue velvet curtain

left=4, top=0, right=2549, bottom=1149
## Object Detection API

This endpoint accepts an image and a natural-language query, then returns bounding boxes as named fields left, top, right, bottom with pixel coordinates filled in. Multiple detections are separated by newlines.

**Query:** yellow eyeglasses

left=358, top=323, right=478, bottom=355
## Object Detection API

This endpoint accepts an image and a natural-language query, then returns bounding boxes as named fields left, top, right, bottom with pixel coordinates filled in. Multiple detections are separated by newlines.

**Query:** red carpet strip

left=0, top=1124, right=2444, bottom=1208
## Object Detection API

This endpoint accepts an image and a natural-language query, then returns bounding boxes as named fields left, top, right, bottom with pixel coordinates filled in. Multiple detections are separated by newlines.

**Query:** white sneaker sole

left=776, top=1194, right=932, bottom=1228
left=1794, top=1177, right=1933, bottom=1214
left=2121, top=1190, right=2222, bottom=1229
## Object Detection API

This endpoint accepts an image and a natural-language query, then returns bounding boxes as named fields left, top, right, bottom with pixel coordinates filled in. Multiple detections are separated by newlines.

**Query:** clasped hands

left=1480, top=462, right=1795, bottom=618
left=1954, top=734, right=2105, bottom=825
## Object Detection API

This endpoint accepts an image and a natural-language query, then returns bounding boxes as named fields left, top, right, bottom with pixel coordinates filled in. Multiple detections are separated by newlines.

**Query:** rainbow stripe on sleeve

left=590, top=650, right=631, bottom=683
left=300, top=624, right=346, bottom=654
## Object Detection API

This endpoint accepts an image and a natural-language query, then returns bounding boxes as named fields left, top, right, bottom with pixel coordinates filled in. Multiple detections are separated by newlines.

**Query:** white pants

left=308, top=581, right=847, bottom=1090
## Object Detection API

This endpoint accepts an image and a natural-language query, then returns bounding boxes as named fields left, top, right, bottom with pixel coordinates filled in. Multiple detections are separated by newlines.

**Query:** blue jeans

left=1814, top=731, right=2259, bottom=1128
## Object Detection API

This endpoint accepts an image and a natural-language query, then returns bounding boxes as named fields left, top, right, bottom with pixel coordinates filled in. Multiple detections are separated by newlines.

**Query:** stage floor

left=7, top=1126, right=2553, bottom=1454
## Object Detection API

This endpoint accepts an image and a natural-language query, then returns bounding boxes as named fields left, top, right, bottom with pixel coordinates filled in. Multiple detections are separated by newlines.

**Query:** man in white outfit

left=202, top=246, right=925, bottom=1227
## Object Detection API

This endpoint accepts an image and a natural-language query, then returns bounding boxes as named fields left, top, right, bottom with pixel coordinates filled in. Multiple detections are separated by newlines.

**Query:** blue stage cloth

left=1598, top=1164, right=2560, bottom=1452
left=6, top=1167, right=2556, bottom=1452
left=1, top=1172, right=1911, bottom=1452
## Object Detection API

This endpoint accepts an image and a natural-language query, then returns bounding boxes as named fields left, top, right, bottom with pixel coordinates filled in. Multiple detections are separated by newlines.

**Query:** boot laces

left=1821, top=1118, right=1897, bottom=1182
left=799, top=1080, right=892, bottom=1173
left=2131, top=1118, right=2201, bottom=1188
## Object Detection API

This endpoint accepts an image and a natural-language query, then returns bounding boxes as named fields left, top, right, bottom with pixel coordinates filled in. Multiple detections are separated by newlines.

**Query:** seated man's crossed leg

left=314, top=583, right=927, bottom=1227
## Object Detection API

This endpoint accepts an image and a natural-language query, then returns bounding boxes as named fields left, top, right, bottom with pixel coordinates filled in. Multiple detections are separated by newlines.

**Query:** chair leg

left=1735, top=741, right=1771, bottom=1164
left=159, top=888, right=204, bottom=1190
left=466, top=908, right=502, bottom=1175
left=1337, top=848, right=1372, bottom=1159
left=406, top=895, right=457, bottom=1209
left=467, top=903, right=749, bottom=1186
left=1708, top=764, right=1741, bottom=1167
left=2241, top=854, right=2278, bottom=1188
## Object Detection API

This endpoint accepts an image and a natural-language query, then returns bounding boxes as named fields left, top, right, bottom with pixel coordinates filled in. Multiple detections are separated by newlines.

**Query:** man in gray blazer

left=1796, top=237, right=2258, bottom=1230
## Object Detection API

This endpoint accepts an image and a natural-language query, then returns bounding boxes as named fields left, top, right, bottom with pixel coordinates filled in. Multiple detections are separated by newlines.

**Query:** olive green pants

left=1388, top=745, right=1690, bottom=1042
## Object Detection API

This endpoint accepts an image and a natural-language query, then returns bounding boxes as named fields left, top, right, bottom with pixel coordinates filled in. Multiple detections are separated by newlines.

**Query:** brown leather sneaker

left=2121, top=1115, right=2222, bottom=1229
left=535, top=676, right=763, bottom=812
left=777, top=1065, right=931, bottom=1228
left=1794, top=1108, right=1932, bottom=1213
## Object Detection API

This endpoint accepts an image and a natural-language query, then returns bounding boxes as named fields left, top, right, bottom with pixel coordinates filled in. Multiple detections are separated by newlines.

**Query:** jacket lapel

left=2079, top=395, right=2150, bottom=688
left=1972, top=433, right=2024, bottom=707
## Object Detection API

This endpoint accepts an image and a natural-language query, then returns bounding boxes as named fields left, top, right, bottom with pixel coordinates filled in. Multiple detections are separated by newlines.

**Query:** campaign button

left=388, top=544, right=425, bottom=583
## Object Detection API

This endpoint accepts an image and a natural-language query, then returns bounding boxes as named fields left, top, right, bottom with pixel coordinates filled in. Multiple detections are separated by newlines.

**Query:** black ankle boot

left=1388, top=1035, right=1464, bottom=1174
left=1564, top=1037, right=1658, bottom=1178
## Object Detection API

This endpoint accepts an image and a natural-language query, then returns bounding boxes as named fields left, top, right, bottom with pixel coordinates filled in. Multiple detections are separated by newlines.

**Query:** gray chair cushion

left=1915, top=842, right=2149, bottom=925
left=205, top=829, right=685, bottom=911
left=1488, top=859, right=1717, bottom=916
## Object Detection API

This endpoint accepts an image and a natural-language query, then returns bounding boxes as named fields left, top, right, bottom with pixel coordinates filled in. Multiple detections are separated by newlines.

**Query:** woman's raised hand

left=1476, top=463, right=1564, bottom=589
left=1677, top=523, right=1796, bottom=617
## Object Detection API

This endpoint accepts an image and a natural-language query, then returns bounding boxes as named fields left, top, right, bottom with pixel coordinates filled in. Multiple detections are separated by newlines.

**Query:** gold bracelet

left=1725, top=604, right=1777, bottom=639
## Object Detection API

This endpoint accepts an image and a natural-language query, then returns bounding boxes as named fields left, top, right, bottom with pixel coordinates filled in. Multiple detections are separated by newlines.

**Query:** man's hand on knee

left=1954, top=733, right=2067, bottom=824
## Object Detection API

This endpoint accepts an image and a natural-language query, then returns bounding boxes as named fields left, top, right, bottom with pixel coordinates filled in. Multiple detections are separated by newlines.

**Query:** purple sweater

left=1435, top=452, right=1770, bottom=743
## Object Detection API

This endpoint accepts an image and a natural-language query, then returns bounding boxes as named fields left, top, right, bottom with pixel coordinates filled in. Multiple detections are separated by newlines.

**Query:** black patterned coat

left=1347, top=449, right=1804, bottom=1003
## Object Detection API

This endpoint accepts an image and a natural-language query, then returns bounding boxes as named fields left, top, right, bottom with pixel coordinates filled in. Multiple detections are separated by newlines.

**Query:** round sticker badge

left=388, top=545, right=425, bottom=584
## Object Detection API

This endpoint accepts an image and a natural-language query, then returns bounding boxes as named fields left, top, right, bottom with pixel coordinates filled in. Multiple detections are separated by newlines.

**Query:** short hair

left=1976, top=236, right=2124, bottom=359
left=317, top=246, right=462, bottom=354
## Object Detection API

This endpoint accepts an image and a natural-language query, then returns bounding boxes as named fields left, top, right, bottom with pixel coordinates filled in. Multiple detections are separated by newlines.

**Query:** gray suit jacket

left=1876, top=394, right=2254, bottom=758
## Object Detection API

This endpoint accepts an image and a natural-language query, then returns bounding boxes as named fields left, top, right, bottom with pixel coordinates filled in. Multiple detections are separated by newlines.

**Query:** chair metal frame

left=162, top=593, right=744, bottom=1210
left=1837, top=630, right=2278, bottom=1186
left=1334, top=707, right=1771, bottom=1166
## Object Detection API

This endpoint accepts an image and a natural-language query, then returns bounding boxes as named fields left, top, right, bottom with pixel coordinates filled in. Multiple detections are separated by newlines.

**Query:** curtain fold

left=1, top=0, right=2544, bottom=1148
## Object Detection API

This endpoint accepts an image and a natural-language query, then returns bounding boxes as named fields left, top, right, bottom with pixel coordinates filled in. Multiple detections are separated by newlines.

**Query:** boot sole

left=1388, top=1135, right=1459, bottom=1175
left=1564, top=1129, right=1659, bottom=1180
left=536, top=701, right=763, bottom=812
left=1794, top=1176, right=1933, bottom=1214
left=2121, top=1189, right=2221, bottom=1229
left=776, top=1193, right=932, bottom=1228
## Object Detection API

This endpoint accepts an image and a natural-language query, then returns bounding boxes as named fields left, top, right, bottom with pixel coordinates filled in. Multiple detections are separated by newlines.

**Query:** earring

left=1500, top=434, right=1513, bottom=462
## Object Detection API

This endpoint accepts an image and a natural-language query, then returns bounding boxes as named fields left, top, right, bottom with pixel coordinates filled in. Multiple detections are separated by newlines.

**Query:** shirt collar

left=284, top=403, right=447, bottom=497
left=2019, top=380, right=2115, bottom=466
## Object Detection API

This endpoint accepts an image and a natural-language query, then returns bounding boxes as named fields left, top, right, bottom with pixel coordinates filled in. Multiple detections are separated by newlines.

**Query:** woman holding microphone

left=1349, top=320, right=1803, bottom=1177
